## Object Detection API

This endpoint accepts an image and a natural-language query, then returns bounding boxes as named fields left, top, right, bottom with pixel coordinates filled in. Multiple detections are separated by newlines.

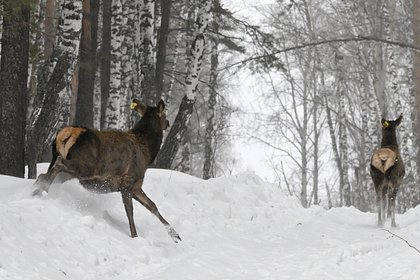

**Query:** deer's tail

left=371, top=148, right=397, bottom=174
left=56, top=127, right=87, bottom=159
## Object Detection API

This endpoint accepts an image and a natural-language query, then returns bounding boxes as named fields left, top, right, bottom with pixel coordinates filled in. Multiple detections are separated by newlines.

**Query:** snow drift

left=0, top=165, right=419, bottom=279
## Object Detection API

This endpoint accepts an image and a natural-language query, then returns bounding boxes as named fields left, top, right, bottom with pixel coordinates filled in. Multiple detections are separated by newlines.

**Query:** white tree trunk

left=139, top=0, right=157, bottom=105
left=155, top=0, right=212, bottom=169
left=104, top=0, right=123, bottom=129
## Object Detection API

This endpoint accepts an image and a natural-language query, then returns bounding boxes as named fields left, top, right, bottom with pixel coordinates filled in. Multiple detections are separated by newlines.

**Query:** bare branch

left=221, top=36, right=420, bottom=71
left=382, top=229, right=420, bottom=255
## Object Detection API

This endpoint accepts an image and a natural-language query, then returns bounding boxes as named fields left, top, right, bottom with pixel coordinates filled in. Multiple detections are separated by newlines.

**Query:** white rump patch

left=371, top=148, right=397, bottom=173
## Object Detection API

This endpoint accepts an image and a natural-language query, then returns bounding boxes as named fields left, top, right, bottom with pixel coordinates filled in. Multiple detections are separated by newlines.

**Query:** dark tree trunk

left=155, top=95, right=194, bottom=168
left=0, top=0, right=30, bottom=177
left=100, top=0, right=112, bottom=129
left=155, top=0, right=171, bottom=96
left=44, top=0, right=57, bottom=59
left=26, top=0, right=82, bottom=179
left=75, top=0, right=99, bottom=127
left=413, top=0, right=420, bottom=181
left=26, top=52, right=72, bottom=179
left=155, top=0, right=211, bottom=168
left=203, top=12, right=219, bottom=180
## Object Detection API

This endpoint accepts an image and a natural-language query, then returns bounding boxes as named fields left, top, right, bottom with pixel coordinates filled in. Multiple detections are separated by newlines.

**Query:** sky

left=224, top=0, right=278, bottom=182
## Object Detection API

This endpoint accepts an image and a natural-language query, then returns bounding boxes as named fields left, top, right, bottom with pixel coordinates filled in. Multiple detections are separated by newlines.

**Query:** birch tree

left=203, top=0, right=220, bottom=179
left=413, top=0, right=420, bottom=186
left=104, top=0, right=123, bottom=129
left=26, top=0, right=82, bottom=178
left=139, top=0, right=158, bottom=105
left=99, top=0, right=111, bottom=129
left=155, top=0, right=212, bottom=169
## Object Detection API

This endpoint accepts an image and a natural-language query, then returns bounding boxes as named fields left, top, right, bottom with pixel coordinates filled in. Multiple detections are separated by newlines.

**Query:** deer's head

left=381, top=114, right=402, bottom=131
left=380, top=114, right=402, bottom=148
left=131, top=99, right=170, bottom=133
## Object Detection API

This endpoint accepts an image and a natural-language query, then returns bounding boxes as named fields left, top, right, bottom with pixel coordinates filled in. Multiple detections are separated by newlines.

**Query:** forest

left=0, top=0, right=419, bottom=213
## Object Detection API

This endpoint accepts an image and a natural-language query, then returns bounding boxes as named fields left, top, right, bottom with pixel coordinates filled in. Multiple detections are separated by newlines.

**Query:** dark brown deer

left=370, top=115, right=405, bottom=227
left=33, top=99, right=181, bottom=242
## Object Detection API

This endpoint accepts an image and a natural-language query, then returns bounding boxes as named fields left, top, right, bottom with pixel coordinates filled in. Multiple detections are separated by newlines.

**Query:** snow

left=1, top=164, right=420, bottom=279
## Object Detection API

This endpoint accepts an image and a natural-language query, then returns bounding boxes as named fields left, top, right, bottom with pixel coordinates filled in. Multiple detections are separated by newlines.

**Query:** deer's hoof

left=32, top=188, right=47, bottom=197
left=167, top=226, right=181, bottom=243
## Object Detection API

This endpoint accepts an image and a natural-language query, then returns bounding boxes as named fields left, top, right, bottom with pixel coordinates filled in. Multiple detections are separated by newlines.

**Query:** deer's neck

left=381, top=129, right=398, bottom=149
left=131, top=121, right=163, bottom=164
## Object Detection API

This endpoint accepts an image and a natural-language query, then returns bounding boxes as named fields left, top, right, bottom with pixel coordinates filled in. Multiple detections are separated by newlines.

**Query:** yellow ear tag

left=383, top=121, right=389, bottom=128
left=130, top=102, right=137, bottom=109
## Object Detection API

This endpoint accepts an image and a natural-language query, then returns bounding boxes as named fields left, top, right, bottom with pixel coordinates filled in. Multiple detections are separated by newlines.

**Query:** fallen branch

left=382, top=229, right=420, bottom=255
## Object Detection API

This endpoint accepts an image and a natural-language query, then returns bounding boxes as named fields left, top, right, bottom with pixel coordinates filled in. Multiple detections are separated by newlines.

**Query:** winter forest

left=0, top=0, right=420, bottom=215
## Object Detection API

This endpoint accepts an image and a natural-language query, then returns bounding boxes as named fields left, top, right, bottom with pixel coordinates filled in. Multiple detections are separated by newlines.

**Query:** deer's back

left=58, top=127, right=149, bottom=180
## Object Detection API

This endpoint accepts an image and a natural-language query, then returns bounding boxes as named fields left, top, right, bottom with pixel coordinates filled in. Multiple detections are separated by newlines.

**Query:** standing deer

left=370, top=115, right=405, bottom=227
left=33, top=99, right=181, bottom=242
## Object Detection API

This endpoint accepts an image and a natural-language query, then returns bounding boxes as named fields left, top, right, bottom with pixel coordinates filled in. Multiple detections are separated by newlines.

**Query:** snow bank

left=1, top=167, right=419, bottom=279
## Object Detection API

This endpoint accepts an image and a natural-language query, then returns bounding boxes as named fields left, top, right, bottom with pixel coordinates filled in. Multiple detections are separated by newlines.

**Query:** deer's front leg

left=121, top=190, right=137, bottom=238
left=132, top=180, right=181, bottom=243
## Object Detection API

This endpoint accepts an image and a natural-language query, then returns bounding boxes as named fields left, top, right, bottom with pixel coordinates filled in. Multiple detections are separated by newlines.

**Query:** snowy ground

left=1, top=165, right=419, bottom=280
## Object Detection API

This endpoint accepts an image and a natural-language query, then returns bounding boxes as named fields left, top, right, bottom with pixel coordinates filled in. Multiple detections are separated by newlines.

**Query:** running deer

left=33, top=99, right=181, bottom=242
left=370, top=115, right=405, bottom=227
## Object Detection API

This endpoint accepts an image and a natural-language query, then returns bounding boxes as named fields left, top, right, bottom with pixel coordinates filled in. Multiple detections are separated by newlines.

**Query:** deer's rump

left=371, top=148, right=397, bottom=174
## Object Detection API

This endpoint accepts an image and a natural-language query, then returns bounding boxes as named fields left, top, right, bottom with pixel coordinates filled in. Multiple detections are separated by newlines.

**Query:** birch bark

left=26, top=0, right=82, bottom=178
left=155, top=0, right=212, bottom=168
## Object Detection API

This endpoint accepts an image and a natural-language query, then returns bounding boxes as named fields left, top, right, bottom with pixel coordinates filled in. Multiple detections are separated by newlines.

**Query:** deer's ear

left=395, top=114, right=403, bottom=126
left=381, top=118, right=389, bottom=128
left=157, top=99, right=165, bottom=115
left=131, top=99, right=147, bottom=116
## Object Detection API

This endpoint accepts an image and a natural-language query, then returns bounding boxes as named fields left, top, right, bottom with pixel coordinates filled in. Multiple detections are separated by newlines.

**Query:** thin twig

left=382, top=229, right=420, bottom=255
left=221, top=36, right=420, bottom=71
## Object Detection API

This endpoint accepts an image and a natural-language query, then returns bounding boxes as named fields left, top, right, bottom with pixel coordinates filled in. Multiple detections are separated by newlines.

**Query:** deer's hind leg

left=132, top=180, right=181, bottom=243
left=388, top=186, right=398, bottom=227
left=375, top=183, right=386, bottom=227
left=33, top=156, right=75, bottom=196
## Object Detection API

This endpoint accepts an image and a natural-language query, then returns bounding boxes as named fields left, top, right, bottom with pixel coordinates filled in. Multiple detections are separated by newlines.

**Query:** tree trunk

left=155, top=0, right=171, bottom=97
left=120, top=0, right=137, bottom=128
left=312, top=86, right=319, bottom=205
left=374, top=0, right=386, bottom=116
left=324, top=95, right=342, bottom=206
left=155, top=0, right=212, bottom=169
left=44, top=0, right=57, bottom=59
left=0, top=0, right=30, bottom=177
left=100, top=0, right=111, bottom=129
left=104, top=0, right=123, bottom=129
left=139, top=0, right=158, bottom=106
left=26, top=0, right=82, bottom=178
left=339, top=89, right=351, bottom=207
left=203, top=8, right=219, bottom=180
left=74, top=0, right=99, bottom=127
left=413, top=0, right=420, bottom=181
